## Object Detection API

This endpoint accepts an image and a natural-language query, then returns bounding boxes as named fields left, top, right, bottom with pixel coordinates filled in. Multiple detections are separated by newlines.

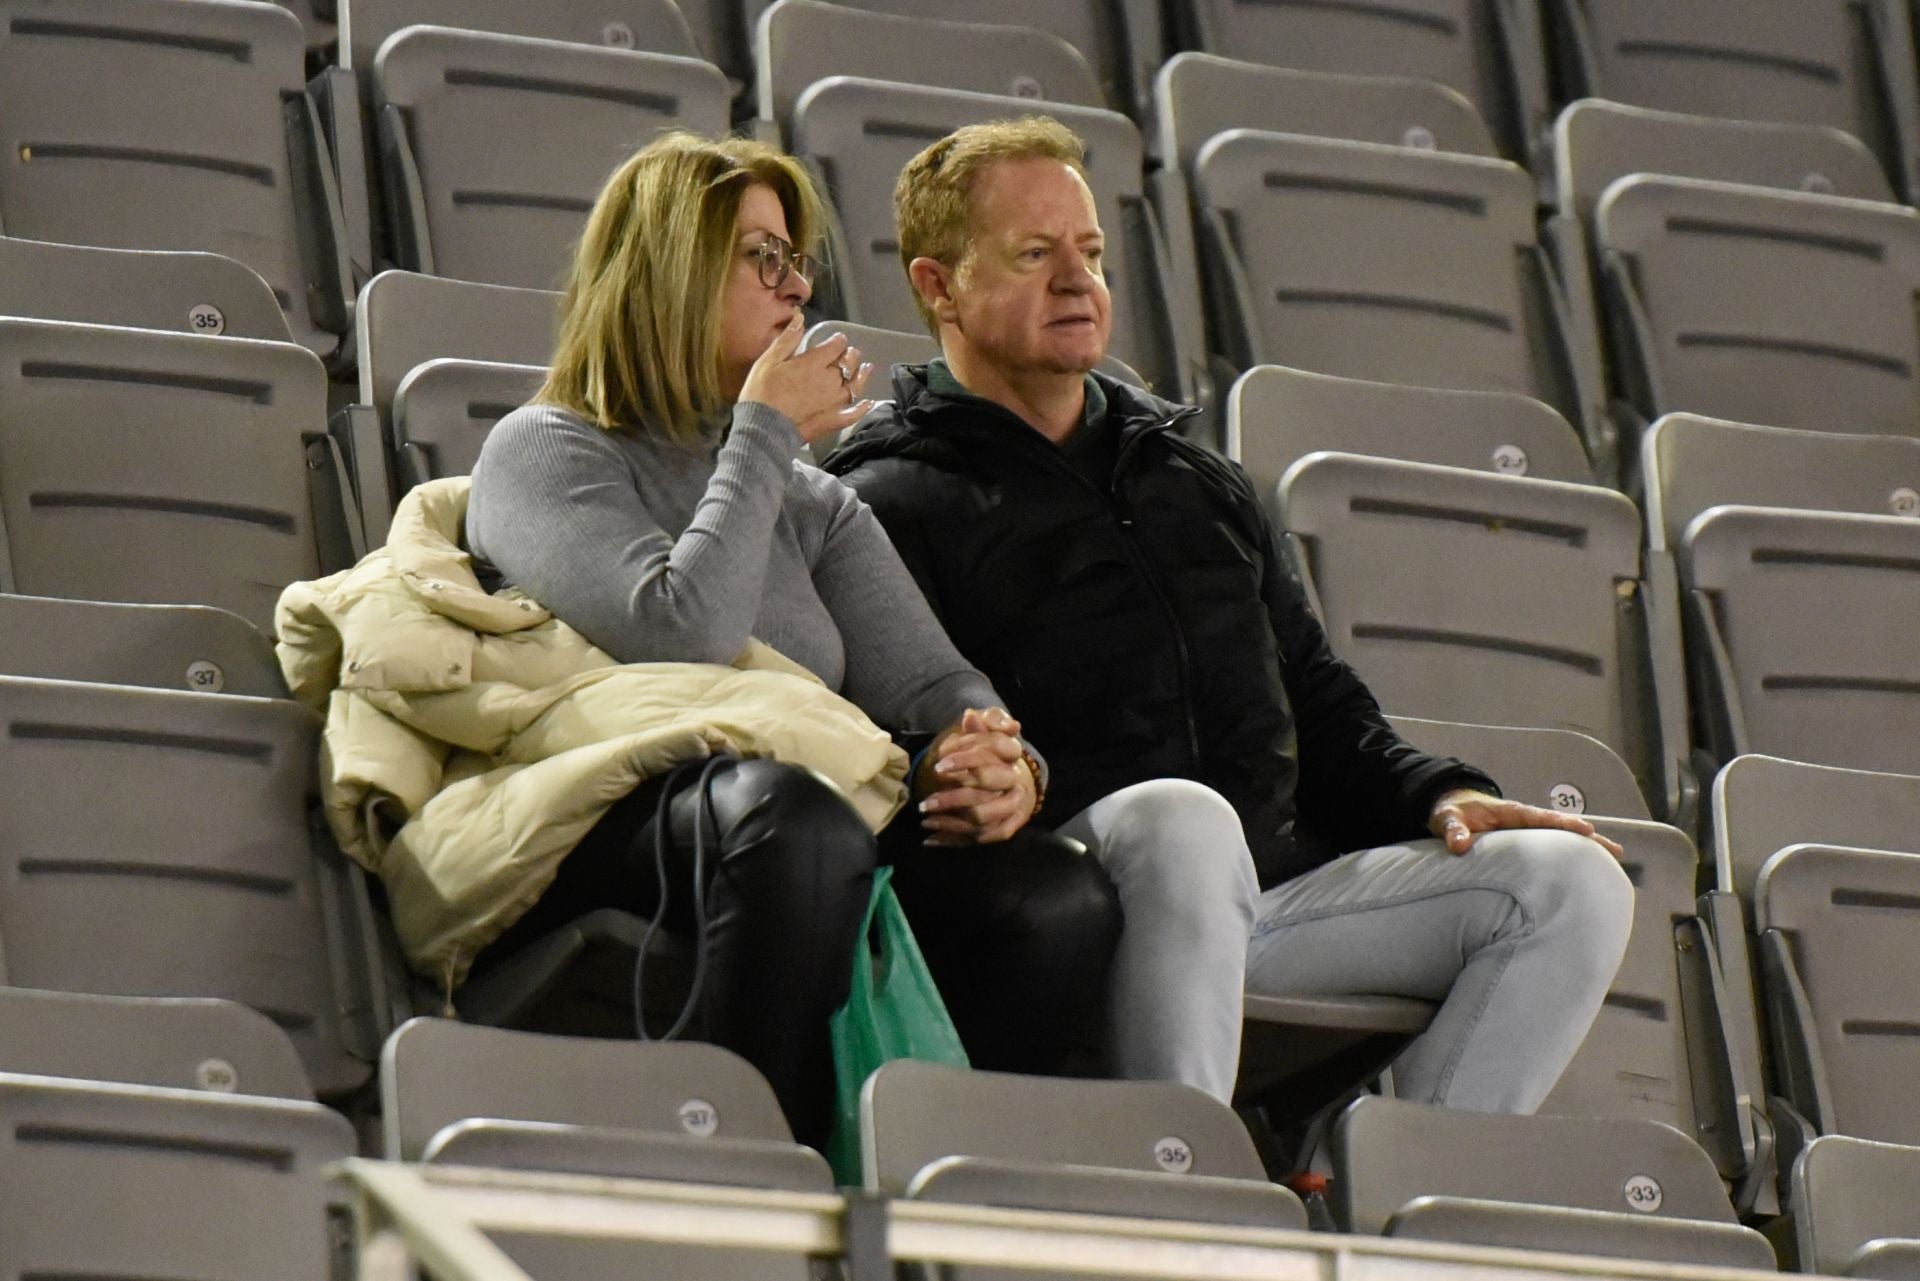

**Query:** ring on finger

left=836, top=358, right=853, bottom=383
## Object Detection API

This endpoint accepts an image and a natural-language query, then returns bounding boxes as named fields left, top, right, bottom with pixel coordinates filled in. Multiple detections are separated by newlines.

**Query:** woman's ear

left=908, top=256, right=960, bottom=325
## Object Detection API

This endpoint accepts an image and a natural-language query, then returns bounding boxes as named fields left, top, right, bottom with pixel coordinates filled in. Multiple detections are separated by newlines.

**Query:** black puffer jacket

left=826, top=367, right=1495, bottom=888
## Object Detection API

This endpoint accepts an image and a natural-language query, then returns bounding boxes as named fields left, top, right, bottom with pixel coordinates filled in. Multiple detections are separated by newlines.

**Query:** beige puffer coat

left=276, top=478, right=909, bottom=989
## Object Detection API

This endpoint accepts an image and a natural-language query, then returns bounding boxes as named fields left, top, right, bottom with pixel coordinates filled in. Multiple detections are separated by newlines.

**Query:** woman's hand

left=738, top=316, right=876, bottom=445
left=916, top=707, right=1037, bottom=845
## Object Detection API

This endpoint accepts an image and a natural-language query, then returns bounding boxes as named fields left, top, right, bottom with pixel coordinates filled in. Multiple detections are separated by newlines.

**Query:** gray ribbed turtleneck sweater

left=465, top=399, right=1004, bottom=740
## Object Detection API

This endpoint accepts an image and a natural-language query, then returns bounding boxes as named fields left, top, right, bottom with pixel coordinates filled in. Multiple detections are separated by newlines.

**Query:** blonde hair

left=893, top=117, right=1088, bottom=333
left=540, top=132, right=826, bottom=442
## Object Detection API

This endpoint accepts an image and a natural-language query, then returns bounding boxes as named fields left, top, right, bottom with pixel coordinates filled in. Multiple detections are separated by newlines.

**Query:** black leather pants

left=887, top=827, right=1124, bottom=1076
left=484, top=757, right=878, bottom=1150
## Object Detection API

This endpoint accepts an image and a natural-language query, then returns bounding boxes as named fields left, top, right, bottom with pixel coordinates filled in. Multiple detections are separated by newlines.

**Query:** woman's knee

left=697, top=758, right=877, bottom=882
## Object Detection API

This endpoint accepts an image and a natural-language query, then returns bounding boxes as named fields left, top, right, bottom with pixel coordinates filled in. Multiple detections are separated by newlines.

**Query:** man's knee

left=1482, top=828, right=1635, bottom=951
left=1093, top=779, right=1257, bottom=909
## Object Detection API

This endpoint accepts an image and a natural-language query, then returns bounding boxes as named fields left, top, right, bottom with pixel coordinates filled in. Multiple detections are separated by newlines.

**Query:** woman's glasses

left=747, top=235, right=819, bottom=290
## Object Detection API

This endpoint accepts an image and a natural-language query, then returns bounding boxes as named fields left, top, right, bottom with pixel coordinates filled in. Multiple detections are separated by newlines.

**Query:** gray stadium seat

left=1680, top=506, right=1920, bottom=775
left=1644, top=414, right=1920, bottom=554
left=0, top=237, right=292, bottom=341
left=1793, top=1135, right=1920, bottom=1278
left=1194, top=133, right=1599, bottom=455
left=1546, top=0, right=1920, bottom=201
left=1156, top=52, right=1500, bottom=169
left=0, top=677, right=389, bottom=1097
left=0, top=596, right=286, bottom=698
left=1227, top=365, right=1592, bottom=509
left=0, top=987, right=313, bottom=1100
left=756, top=0, right=1103, bottom=139
left=1707, top=754, right=1920, bottom=1210
left=0, top=1073, right=354, bottom=1281
left=1755, top=844, right=1920, bottom=1147
left=790, top=78, right=1190, bottom=399
left=1333, top=1096, right=1774, bottom=1269
left=0, top=0, right=353, bottom=361
left=384, top=1018, right=827, bottom=1281
left=344, top=269, right=559, bottom=543
left=374, top=26, right=730, bottom=291
left=748, top=0, right=1159, bottom=116
left=1713, top=754, right=1920, bottom=904
left=382, top=1017, right=802, bottom=1158
left=1278, top=453, right=1687, bottom=820
left=0, top=319, right=355, bottom=634
left=1175, top=0, right=1551, bottom=172
left=340, top=0, right=702, bottom=71
left=392, top=359, right=545, bottom=486
left=1596, top=176, right=1920, bottom=439
left=1548, top=99, right=1897, bottom=448
left=862, top=1059, right=1307, bottom=1232
left=1387, top=716, right=1647, bottom=819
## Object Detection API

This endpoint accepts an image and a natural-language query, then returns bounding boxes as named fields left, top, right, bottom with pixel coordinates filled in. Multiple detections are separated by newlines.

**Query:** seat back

left=1182, top=0, right=1544, bottom=162
left=1336, top=1094, right=1738, bottom=1230
left=1682, top=507, right=1920, bottom=775
left=1553, top=0, right=1917, bottom=197
left=0, top=596, right=285, bottom=698
left=757, top=0, right=1102, bottom=135
left=1556, top=98, right=1894, bottom=233
left=381, top=1017, right=796, bottom=1159
left=0, top=0, right=349, bottom=357
left=1756, top=844, right=1920, bottom=1144
left=0, top=237, right=291, bottom=341
left=340, top=0, right=701, bottom=69
left=0, top=988, right=313, bottom=1100
left=790, top=78, right=1175, bottom=392
left=862, top=1059, right=1267, bottom=1193
left=1387, top=715, right=1647, bottom=819
left=392, top=358, right=545, bottom=485
left=1713, top=754, right=1920, bottom=901
left=1539, top=818, right=1702, bottom=1132
left=1645, top=414, right=1920, bottom=552
left=749, top=0, right=1152, bottom=113
left=1158, top=53, right=1499, bottom=177
left=375, top=26, right=729, bottom=290
left=1793, top=1135, right=1920, bottom=1278
left=1195, top=132, right=1570, bottom=415
left=1280, top=454, right=1648, bottom=769
left=358, top=270, right=560, bottom=426
left=1228, top=365, right=1589, bottom=505
left=0, top=678, right=383, bottom=1096
left=0, top=319, right=342, bottom=633
left=1597, top=176, right=1920, bottom=435
left=0, top=1074, right=353, bottom=1281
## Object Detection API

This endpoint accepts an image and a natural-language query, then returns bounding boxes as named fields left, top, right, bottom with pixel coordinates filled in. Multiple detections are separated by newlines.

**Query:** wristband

left=1018, top=746, right=1046, bottom=816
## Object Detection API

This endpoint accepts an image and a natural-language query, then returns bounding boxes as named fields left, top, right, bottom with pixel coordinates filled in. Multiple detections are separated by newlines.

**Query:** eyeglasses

left=746, top=236, right=819, bottom=290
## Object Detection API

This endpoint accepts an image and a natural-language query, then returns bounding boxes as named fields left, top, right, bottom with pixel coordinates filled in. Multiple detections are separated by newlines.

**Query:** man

left=827, top=117, right=1634, bottom=1114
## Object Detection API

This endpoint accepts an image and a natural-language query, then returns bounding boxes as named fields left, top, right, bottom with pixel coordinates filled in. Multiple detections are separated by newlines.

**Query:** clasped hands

left=1428, top=788, right=1625, bottom=859
left=915, top=707, right=1038, bottom=845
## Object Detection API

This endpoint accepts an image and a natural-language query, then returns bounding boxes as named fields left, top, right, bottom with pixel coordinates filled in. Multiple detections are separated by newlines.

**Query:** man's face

left=946, top=158, right=1112, bottom=377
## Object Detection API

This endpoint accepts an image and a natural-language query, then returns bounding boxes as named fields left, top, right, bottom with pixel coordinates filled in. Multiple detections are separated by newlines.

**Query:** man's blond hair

left=893, top=117, right=1089, bottom=334
left=540, top=132, right=826, bottom=443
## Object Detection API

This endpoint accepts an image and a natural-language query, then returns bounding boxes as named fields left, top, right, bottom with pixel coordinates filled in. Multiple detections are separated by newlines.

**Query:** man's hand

left=916, top=707, right=1038, bottom=845
left=1428, top=788, right=1625, bottom=859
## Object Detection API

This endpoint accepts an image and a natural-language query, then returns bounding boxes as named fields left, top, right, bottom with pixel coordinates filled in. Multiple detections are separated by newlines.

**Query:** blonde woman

left=463, top=134, right=1077, bottom=1148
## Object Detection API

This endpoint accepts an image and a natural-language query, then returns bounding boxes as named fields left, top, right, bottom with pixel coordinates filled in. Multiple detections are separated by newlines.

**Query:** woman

left=463, top=134, right=1064, bottom=1148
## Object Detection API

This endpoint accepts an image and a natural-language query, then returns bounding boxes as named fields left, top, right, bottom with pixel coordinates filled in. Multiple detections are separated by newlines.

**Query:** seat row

left=15, top=0, right=1920, bottom=456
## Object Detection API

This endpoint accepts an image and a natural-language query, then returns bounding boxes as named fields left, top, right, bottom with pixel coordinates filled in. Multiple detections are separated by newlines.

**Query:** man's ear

left=908, top=256, right=961, bottom=326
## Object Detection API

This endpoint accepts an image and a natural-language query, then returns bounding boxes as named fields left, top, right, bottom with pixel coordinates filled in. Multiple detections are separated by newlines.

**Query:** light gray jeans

left=1056, top=779, right=1258, bottom=1104
left=1246, top=829, right=1635, bottom=1113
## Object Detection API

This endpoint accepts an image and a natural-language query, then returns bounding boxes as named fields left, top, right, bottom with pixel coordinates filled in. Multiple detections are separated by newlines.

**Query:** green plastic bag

left=825, top=865, right=970, bottom=1185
